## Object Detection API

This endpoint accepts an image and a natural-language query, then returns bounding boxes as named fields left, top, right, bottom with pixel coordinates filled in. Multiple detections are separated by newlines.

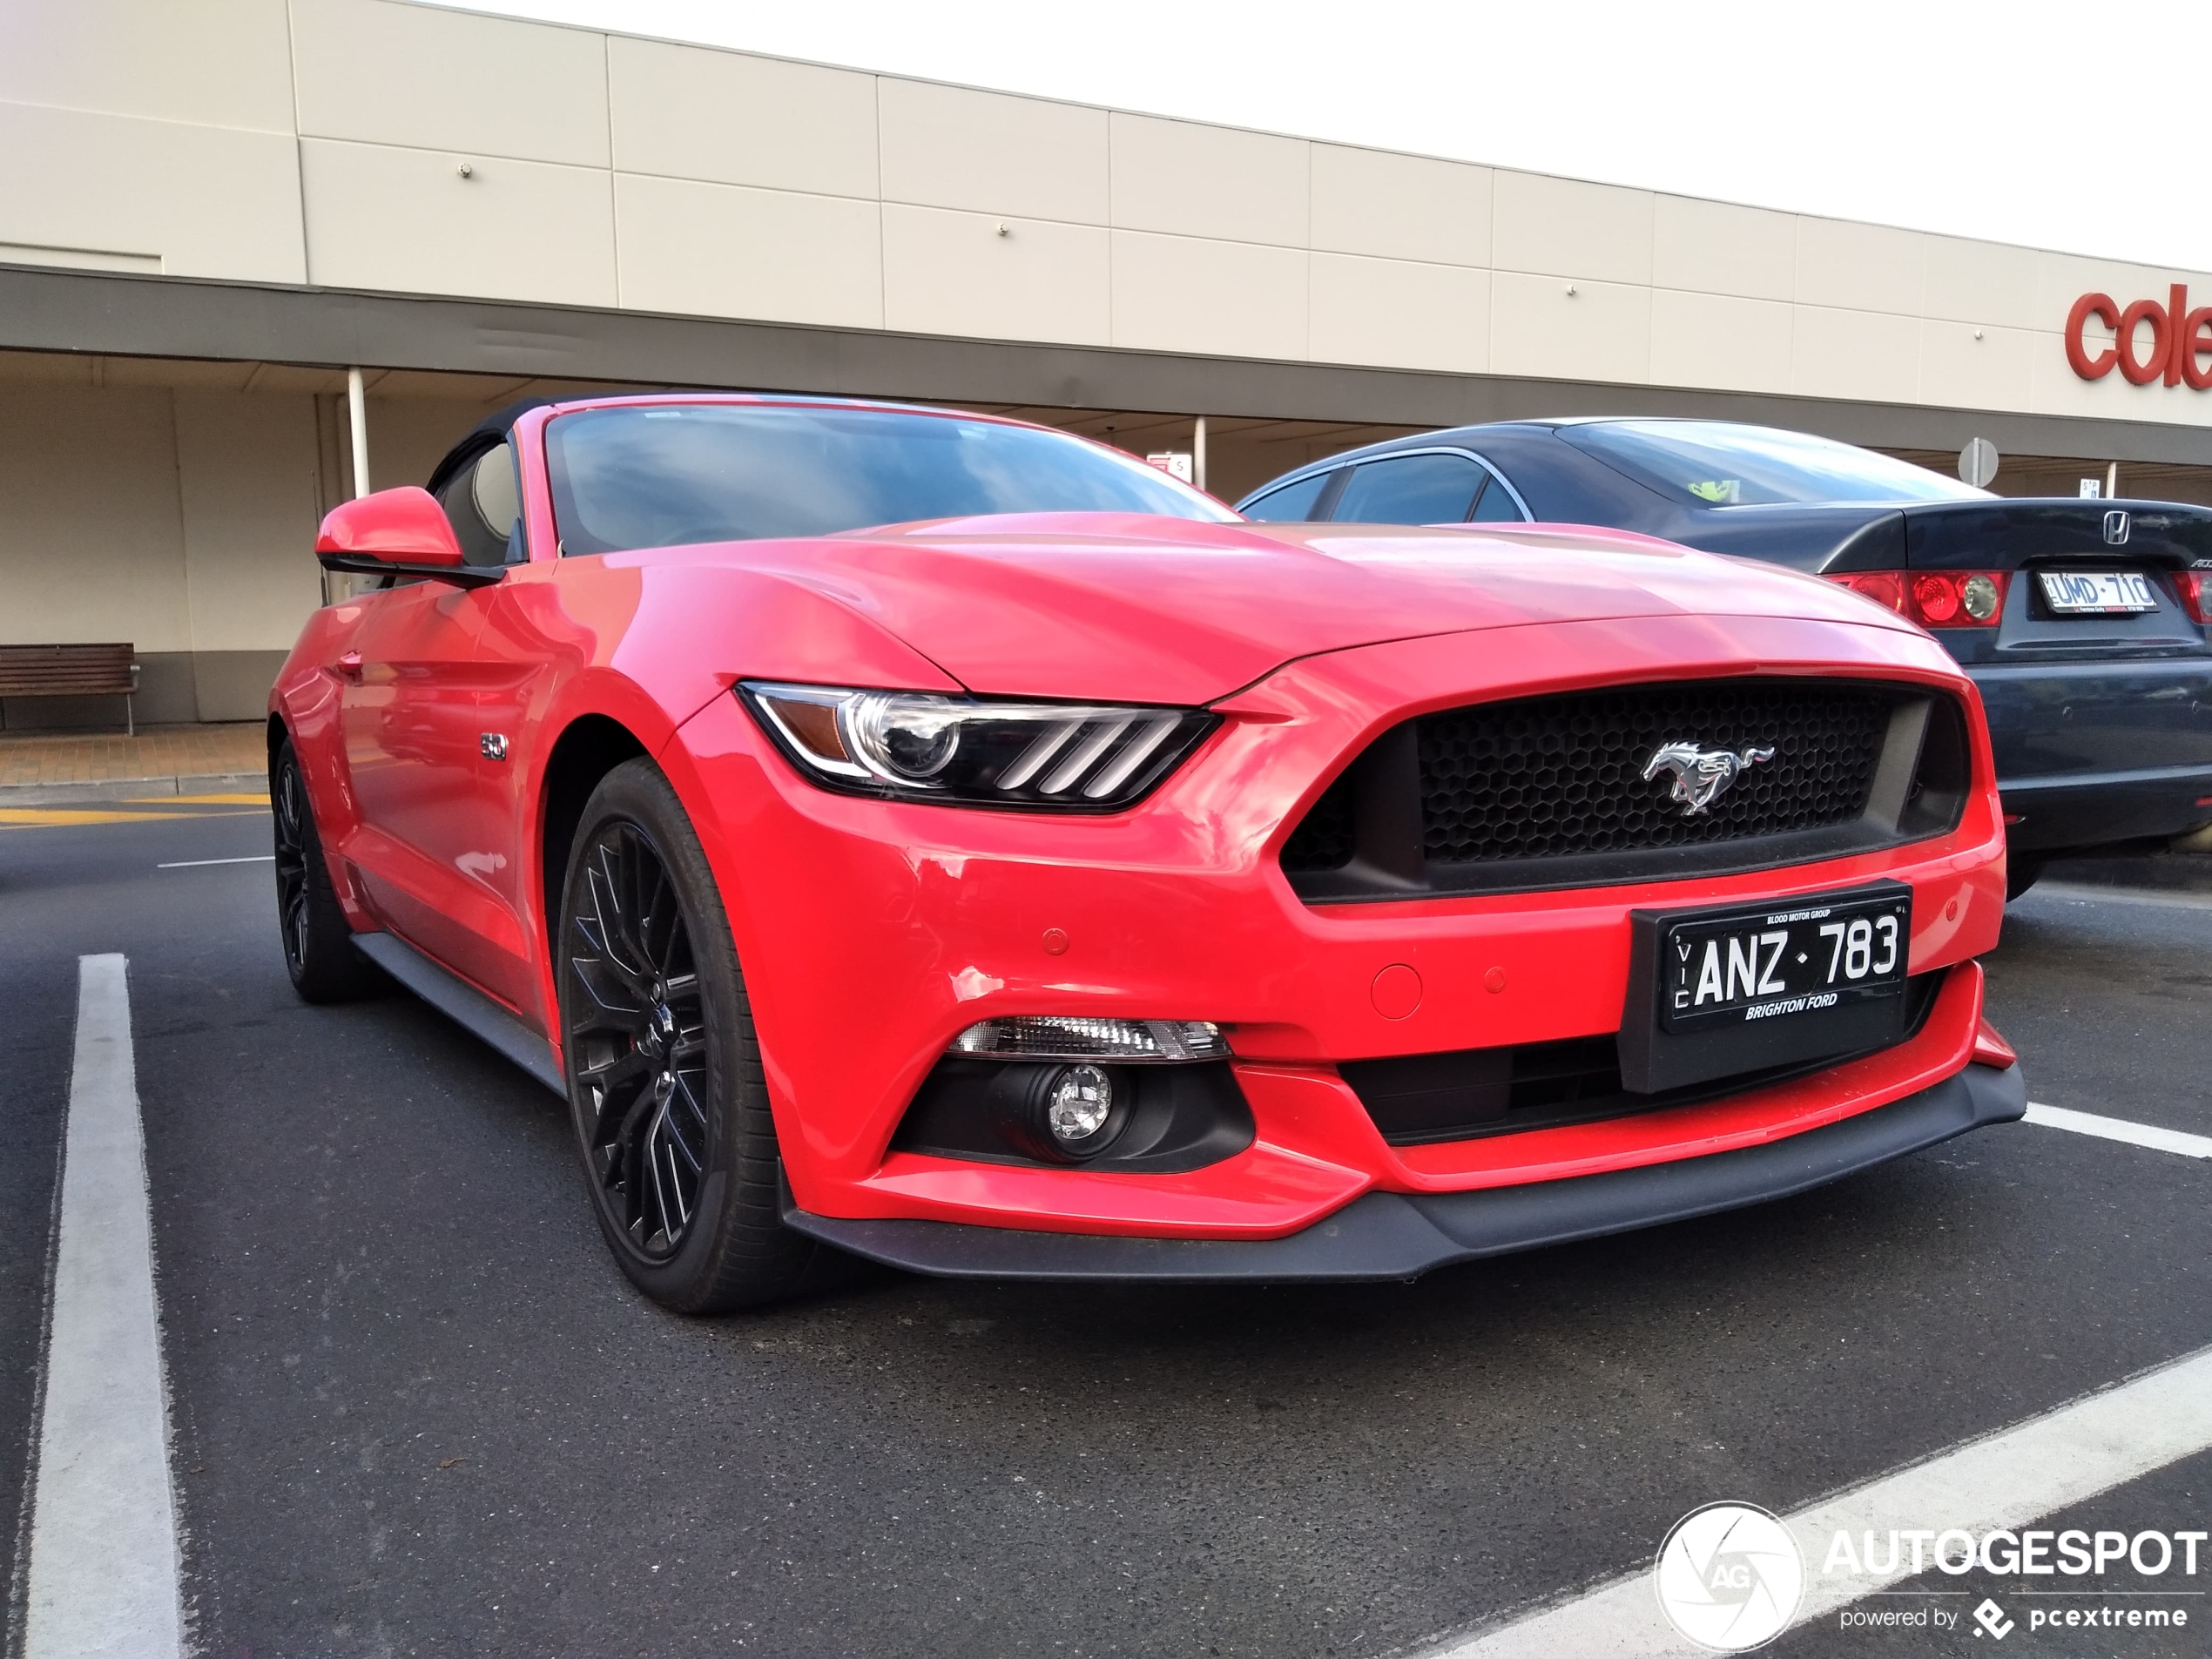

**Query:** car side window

left=436, top=440, right=523, bottom=566
left=1331, top=454, right=1487, bottom=524
left=1468, top=474, right=1524, bottom=522
left=1240, top=469, right=1337, bottom=522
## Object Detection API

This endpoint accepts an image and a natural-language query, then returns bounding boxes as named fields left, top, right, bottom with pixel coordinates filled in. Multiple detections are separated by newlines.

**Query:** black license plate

left=1657, top=886, right=1912, bottom=1034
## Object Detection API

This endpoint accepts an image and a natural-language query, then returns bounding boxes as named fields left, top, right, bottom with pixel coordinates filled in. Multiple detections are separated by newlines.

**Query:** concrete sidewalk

left=0, top=724, right=265, bottom=802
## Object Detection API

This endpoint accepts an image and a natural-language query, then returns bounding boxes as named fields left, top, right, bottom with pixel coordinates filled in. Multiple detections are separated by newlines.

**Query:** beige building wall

left=5, top=0, right=2211, bottom=431
left=0, top=352, right=519, bottom=724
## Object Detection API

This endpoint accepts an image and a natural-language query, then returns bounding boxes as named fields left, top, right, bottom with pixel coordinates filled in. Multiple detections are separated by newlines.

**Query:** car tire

left=2005, top=858, right=2045, bottom=901
left=272, top=737, right=385, bottom=1004
left=556, top=757, right=826, bottom=1312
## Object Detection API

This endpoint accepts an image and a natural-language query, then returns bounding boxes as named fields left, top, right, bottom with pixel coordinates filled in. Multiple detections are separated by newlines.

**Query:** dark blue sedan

left=1238, top=419, right=2212, bottom=895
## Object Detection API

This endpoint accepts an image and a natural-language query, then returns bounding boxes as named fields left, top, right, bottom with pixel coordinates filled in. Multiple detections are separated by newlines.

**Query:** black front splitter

left=782, top=1062, right=2027, bottom=1284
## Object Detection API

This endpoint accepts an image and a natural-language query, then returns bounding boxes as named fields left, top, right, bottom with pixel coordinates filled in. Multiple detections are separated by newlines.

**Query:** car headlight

left=739, top=682, right=1218, bottom=810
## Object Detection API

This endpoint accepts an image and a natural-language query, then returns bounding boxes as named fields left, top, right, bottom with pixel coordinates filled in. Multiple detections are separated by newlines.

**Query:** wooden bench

left=0, top=644, right=141, bottom=734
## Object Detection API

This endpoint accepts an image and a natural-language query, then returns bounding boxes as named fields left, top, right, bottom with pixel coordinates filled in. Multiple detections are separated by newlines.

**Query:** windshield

left=544, top=402, right=1236, bottom=554
left=1560, top=420, right=1989, bottom=507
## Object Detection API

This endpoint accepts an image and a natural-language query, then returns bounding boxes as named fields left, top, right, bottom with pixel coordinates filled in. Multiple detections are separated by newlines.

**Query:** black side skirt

left=353, top=930, right=566, bottom=1097
left=782, top=1062, right=2027, bottom=1284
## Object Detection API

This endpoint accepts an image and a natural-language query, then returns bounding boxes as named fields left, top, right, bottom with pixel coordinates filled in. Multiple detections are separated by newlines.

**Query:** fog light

left=1046, top=1064, right=1114, bottom=1146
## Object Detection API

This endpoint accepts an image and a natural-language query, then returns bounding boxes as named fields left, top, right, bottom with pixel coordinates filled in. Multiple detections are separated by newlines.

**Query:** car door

left=334, top=441, right=523, bottom=997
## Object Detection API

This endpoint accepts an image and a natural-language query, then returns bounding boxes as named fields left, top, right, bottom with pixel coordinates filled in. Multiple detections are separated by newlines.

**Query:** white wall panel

left=1110, top=114, right=1305, bottom=247
left=1309, top=253, right=1487, bottom=373
left=1493, top=172, right=1652, bottom=285
left=883, top=206, right=1106, bottom=345
left=617, top=174, right=882, bottom=328
left=293, top=0, right=610, bottom=166
left=174, top=392, right=325, bottom=653
left=1921, top=234, right=2041, bottom=332
left=1653, top=196, right=1793, bottom=302
left=1311, top=145, right=1489, bottom=268
left=0, top=0, right=294, bottom=132
left=302, top=138, right=617, bottom=307
left=609, top=37, right=878, bottom=199
left=0, top=100, right=305, bottom=281
left=1649, top=289, right=1791, bottom=394
left=1110, top=232, right=1305, bottom=361
left=1791, top=305, right=1919, bottom=402
left=1490, top=273, right=1650, bottom=382
left=2033, top=250, right=2212, bottom=326
left=877, top=79, right=1108, bottom=224
left=1918, top=320, right=2035, bottom=414
left=1795, top=217, right=1925, bottom=316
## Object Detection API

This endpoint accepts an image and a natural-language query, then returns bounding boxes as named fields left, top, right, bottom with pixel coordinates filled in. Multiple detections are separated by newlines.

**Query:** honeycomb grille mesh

left=1279, top=774, right=1354, bottom=873
left=1418, top=680, right=1890, bottom=866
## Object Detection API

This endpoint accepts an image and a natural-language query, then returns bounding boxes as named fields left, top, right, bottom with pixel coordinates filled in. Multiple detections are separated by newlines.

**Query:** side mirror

left=316, top=488, right=502, bottom=587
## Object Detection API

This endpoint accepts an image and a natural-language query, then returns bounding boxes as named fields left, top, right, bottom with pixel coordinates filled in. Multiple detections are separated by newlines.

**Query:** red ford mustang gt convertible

left=271, top=393, right=2025, bottom=1311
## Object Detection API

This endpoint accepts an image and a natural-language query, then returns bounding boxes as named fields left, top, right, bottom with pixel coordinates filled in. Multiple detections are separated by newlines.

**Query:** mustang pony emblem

left=1642, top=741, right=1776, bottom=816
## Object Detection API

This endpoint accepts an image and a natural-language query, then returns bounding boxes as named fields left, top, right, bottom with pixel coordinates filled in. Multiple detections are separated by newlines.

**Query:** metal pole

left=1194, top=415, right=1208, bottom=492
left=347, top=368, right=371, bottom=498
left=2106, top=460, right=2119, bottom=501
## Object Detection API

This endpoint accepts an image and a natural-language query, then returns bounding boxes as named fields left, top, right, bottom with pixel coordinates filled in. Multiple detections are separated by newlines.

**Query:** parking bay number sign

left=1659, top=889, right=1909, bottom=1035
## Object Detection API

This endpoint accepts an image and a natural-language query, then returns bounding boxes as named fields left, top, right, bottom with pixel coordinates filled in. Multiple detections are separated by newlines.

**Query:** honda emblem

left=2103, top=509, right=2131, bottom=545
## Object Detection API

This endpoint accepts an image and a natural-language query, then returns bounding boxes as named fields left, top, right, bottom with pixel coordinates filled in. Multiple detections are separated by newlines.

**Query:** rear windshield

left=1560, top=420, right=1989, bottom=507
left=545, top=403, right=1236, bottom=554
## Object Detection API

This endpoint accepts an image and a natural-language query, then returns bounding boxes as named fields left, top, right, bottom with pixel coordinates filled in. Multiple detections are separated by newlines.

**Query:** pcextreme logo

left=2067, top=286, right=2212, bottom=388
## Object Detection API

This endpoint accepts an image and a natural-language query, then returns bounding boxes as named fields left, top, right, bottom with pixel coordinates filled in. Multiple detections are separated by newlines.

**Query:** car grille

left=1280, top=678, right=1969, bottom=900
left=1341, top=970, right=1947, bottom=1145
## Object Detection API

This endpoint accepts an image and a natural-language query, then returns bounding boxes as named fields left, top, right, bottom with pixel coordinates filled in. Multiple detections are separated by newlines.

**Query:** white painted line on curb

left=1429, top=1343, right=2212, bottom=1658
left=24, top=954, right=183, bottom=1659
left=2031, top=881, right=2212, bottom=913
left=155, top=854, right=273, bottom=869
left=2025, top=1102, right=2212, bottom=1160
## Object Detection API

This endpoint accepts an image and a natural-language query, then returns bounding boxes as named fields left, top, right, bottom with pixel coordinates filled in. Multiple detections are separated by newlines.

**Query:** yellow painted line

left=122, top=792, right=269, bottom=805
left=0, top=808, right=264, bottom=828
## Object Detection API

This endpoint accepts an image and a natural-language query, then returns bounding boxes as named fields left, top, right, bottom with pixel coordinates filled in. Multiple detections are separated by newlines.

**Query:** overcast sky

left=467, top=0, right=2203, bottom=276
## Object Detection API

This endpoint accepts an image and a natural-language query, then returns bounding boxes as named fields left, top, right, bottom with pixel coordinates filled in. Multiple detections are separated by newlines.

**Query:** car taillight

left=2175, top=570, right=2212, bottom=624
left=1826, top=570, right=2008, bottom=627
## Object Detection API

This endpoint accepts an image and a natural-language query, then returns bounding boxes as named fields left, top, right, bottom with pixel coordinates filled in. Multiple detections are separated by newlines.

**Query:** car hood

left=656, top=512, right=1924, bottom=705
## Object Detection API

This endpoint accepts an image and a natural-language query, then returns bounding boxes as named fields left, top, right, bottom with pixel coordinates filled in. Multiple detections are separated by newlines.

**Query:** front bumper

left=667, top=613, right=2008, bottom=1244
left=784, top=1059, right=2026, bottom=1281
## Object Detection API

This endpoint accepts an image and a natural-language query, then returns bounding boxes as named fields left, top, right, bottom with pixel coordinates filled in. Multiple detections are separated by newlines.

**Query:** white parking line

left=2025, top=1102, right=2212, bottom=1159
left=1430, top=1343, right=2212, bottom=1658
left=24, top=955, right=183, bottom=1658
left=155, top=854, right=273, bottom=869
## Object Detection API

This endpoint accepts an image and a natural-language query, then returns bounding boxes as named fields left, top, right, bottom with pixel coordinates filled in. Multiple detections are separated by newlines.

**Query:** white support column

left=346, top=368, right=371, bottom=498
left=1194, top=415, right=1208, bottom=493
left=2106, top=460, right=2119, bottom=500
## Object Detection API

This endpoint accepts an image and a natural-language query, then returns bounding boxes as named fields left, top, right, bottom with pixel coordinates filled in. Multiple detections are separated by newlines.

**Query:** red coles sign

left=2067, top=286, right=2212, bottom=388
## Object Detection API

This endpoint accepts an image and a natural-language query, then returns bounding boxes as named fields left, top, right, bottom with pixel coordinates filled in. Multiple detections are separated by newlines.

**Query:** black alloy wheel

left=556, top=759, right=824, bottom=1311
left=566, top=819, right=712, bottom=1259
left=271, top=737, right=382, bottom=1003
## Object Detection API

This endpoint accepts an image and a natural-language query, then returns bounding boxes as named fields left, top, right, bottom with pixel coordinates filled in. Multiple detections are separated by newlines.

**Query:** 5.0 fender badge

left=1642, top=741, right=1774, bottom=816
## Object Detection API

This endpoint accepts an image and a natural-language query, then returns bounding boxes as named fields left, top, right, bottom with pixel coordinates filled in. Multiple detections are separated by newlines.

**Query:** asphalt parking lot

left=3, top=799, right=2207, bottom=1657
